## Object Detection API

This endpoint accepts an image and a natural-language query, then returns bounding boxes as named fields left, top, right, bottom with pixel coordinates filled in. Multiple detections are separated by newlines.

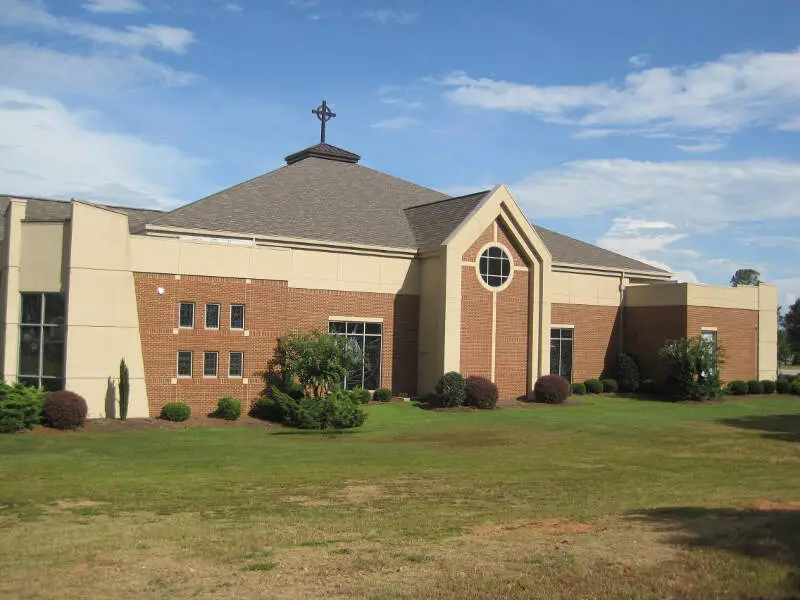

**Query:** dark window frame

left=177, top=351, right=193, bottom=378
left=230, top=304, right=245, bottom=330
left=328, top=319, right=383, bottom=390
left=228, top=351, right=243, bottom=378
left=179, top=302, right=195, bottom=329
left=478, top=245, right=513, bottom=289
left=203, top=351, right=219, bottom=378
left=18, top=292, right=66, bottom=391
left=205, top=303, right=221, bottom=330
left=550, top=327, right=574, bottom=383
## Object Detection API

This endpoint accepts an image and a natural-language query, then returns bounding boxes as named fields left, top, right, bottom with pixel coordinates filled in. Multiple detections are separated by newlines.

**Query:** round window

left=478, top=245, right=512, bottom=289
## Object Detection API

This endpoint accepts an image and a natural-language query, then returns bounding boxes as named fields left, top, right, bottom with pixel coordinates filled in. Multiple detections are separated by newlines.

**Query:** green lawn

left=1, top=397, right=799, bottom=599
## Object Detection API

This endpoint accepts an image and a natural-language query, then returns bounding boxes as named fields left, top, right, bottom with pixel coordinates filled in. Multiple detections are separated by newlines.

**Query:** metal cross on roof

left=312, top=100, right=336, bottom=144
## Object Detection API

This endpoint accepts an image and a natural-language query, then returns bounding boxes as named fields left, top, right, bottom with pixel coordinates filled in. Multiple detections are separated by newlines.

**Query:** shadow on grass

left=269, top=429, right=359, bottom=437
left=716, top=414, right=800, bottom=443
left=630, top=506, right=800, bottom=592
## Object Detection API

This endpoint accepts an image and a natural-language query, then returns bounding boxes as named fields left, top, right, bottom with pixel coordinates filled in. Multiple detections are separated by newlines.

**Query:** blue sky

left=1, top=0, right=799, bottom=302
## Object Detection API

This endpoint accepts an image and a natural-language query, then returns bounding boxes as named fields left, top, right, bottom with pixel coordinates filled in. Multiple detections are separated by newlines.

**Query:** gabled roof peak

left=284, top=143, right=361, bottom=165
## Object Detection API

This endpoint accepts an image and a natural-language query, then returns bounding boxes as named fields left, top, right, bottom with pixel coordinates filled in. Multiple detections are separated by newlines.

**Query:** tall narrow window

left=550, top=327, right=574, bottom=383
left=18, top=292, right=66, bottom=391
left=205, top=303, right=220, bottom=329
left=701, top=329, right=718, bottom=376
left=179, top=302, right=195, bottom=328
left=230, top=305, right=245, bottom=330
left=229, top=351, right=243, bottom=378
left=177, top=351, right=193, bottom=377
left=329, top=320, right=382, bottom=390
left=203, top=351, right=218, bottom=378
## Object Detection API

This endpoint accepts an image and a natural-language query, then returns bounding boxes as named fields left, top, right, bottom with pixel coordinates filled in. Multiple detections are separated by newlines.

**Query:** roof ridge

left=404, top=189, right=490, bottom=211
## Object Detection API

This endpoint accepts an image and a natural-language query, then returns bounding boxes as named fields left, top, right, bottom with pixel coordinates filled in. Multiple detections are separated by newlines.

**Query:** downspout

left=619, top=270, right=626, bottom=353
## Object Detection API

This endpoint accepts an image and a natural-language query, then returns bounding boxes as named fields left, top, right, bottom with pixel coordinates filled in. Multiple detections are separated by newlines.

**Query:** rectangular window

left=179, top=302, right=195, bottom=328
left=230, top=305, right=245, bottom=330
left=328, top=320, right=382, bottom=390
left=205, top=303, right=220, bottom=329
left=177, top=351, right=193, bottom=377
left=18, top=292, right=66, bottom=391
left=229, top=351, right=243, bottom=378
left=550, top=327, right=574, bottom=383
left=203, top=351, right=218, bottom=378
left=701, top=329, right=718, bottom=376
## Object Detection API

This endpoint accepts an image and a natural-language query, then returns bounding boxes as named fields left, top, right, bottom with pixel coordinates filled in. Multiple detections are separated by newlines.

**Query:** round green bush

left=600, top=378, right=618, bottom=393
left=530, top=375, right=569, bottom=404
left=614, top=352, right=640, bottom=392
left=571, top=382, right=587, bottom=395
left=776, top=378, right=792, bottom=394
left=584, top=378, right=603, bottom=394
left=728, top=380, right=748, bottom=396
left=42, top=391, right=88, bottom=430
left=639, top=379, right=659, bottom=394
left=161, top=402, right=191, bottom=422
left=0, top=382, right=46, bottom=433
left=216, top=397, right=242, bottom=420
left=435, top=372, right=467, bottom=408
left=792, top=379, right=800, bottom=395
left=351, top=387, right=372, bottom=405
left=465, top=376, right=498, bottom=409
left=373, top=388, right=393, bottom=403
left=746, top=379, right=763, bottom=395
left=760, top=380, right=776, bottom=394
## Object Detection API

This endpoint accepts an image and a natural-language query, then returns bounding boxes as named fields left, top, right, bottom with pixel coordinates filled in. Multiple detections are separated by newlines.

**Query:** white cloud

left=675, top=141, right=726, bottom=153
left=83, top=0, right=146, bottom=14
left=0, top=0, right=195, bottom=53
left=441, top=48, right=800, bottom=134
left=223, top=2, right=243, bottom=12
left=0, top=44, right=197, bottom=97
left=380, top=97, right=423, bottom=110
left=771, top=278, right=800, bottom=307
left=288, top=0, right=319, bottom=7
left=370, top=116, right=419, bottom=130
left=0, top=87, right=200, bottom=207
left=361, top=9, right=419, bottom=25
left=739, top=235, right=800, bottom=249
left=598, top=217, right=686, bottom=262
left=508, top=158, right=800, bottom=227
left=628, top=53, right=650, bottom=68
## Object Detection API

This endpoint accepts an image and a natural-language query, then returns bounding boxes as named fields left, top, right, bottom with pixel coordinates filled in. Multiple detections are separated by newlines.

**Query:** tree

left=778, top=330, right=794, bottom=366
left=730, top=268, right=762, bottom=287
left=118, top=358, right=130, bottom=420
left=272, top=331, right=362, bottom=399
left=782, top=299, right=800, bottom=357
left=659, top=336, right=724, bottom=401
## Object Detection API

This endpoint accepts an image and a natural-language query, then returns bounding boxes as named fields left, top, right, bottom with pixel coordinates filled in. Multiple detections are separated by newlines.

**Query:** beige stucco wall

left=19, top=221, right=66, bottom=293
left=66, top=202, right=148, bottom=418
left=129, top=235, right=420, bottom=295
left=625, top=282, right=689, bottom=307
left=550, top=271, right=625, bottom=307
left=757, top=284, right=778, bottom=380
left=0, top=199, right=25, bottom=380
left=417, top=252, right=446, bottom=394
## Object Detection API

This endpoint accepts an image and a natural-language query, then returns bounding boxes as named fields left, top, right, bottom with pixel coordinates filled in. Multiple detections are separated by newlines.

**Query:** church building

left=0, top=106, right=778, bottom=417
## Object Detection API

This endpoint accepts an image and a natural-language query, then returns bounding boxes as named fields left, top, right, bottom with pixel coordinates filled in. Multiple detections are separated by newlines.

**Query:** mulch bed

left=27, top=415, right=282, bottom=435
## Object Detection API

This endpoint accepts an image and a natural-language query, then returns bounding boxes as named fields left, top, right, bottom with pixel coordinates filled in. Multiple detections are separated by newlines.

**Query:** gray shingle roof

left=285, top=143, right=361, bottom=165
left=148, top=156, right=449, bottom=249
left=404, top=191, right=489, bottom=249
left=532, top=224, right=670, bottom=274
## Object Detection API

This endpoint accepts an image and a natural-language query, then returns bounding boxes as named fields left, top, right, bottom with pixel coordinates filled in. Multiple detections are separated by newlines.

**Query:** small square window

left=230, top=305, right=245, bottom=330
left=203, top=351, right=218, bottom=378
left=179, top=302, right=195, bottom=328
left=205, top=303, right=220, bottom=329
left=229, top=351, right=243, bottom=378
left=177, top=351, right=193, bottom=377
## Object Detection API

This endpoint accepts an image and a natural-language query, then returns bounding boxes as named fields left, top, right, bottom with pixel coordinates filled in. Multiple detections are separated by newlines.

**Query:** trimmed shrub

left=600, top=378, right=618, bottom=393
left=42, top=391, right=88, bottom=430
left=118, top=358, right=130, bottom=420
left=436, top=372, right=467, bottom=408
left=728, top=380, right=748, bottom=396
left=161, top=402, right=191, bottom=422
left=659, top=337, right=724, bottom=401
left=373, top=388, right=393, bottom=403
left=263, top=387, right=367, bottom=430
left=776, top=378, right=792, bottom=394
left=216, top=397, right=242, bottom=421
left=639, top=379, right=659, bottom=394
left=0, top=382, right=46, bottom=433
left=584, top=378, right=603, bottom=394
left=614, top=352, right=640, bottom=393
left=571, top=382, right=587, bottom=395
left=351, top=387, right=372, bottom=405
left=746, top=379, right=764, bottom=395
left=465, top=376, right=498, bottom=410
left=531, top=375, right=570, bottom=405
left=792, top=379, right=800, bottom=396
left=761, top=380, right=776, bottom=394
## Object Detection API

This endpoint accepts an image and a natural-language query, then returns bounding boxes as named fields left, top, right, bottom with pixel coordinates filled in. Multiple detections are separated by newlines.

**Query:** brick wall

left=460, top=265, right=492, bottom=381
left=134, top=273, right=419, bottom=417
left=463, top=223, right=494, bottom=262
left=551, top=303, right=621, bottom=383
left=624, top=306, right=687, bottom=380
left=495, top=269, right=529, bottom=401
left=687, top=306, right=757, bottom=382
